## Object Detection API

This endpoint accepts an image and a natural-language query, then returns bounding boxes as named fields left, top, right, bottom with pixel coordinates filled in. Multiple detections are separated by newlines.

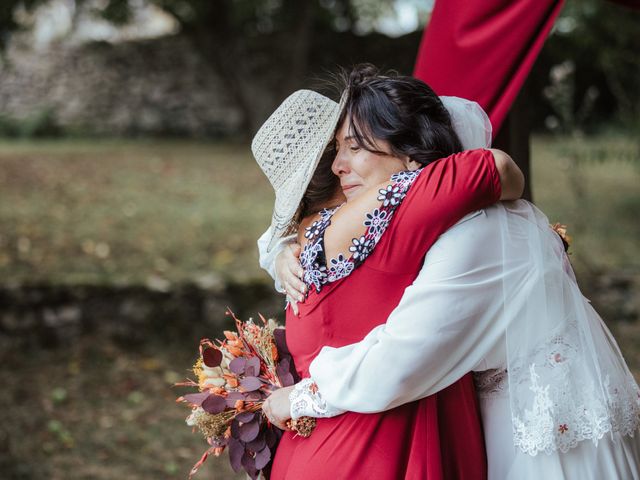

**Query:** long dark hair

left=338, top=63, right=463, bottom=165
left=294, top=64, right=463, bottom=229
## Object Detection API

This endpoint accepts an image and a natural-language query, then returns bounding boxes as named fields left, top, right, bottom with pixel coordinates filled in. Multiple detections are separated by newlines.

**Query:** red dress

left=270, top=150, right=501, bottom=480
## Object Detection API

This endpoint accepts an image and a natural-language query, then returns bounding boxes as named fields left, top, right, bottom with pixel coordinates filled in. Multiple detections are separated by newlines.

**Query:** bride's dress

left=305, top=200, right=640, bottom=479
left=479, top=371, right=640, bottom=479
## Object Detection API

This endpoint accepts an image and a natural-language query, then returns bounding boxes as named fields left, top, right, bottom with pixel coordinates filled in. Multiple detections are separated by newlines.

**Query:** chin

left=344, top=187, right=362, bottom=202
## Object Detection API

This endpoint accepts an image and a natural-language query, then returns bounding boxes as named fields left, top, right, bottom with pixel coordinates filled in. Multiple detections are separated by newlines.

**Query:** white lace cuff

left=289, top=378, right=346, bottom=420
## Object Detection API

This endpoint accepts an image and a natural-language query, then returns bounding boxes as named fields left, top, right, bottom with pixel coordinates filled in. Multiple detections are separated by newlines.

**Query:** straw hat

left=252, top=89, right=342, bottom=251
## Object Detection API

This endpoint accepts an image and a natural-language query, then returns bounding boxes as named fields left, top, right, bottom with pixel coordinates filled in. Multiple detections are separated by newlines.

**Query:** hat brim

left=267, top=117, right=339, bottom=251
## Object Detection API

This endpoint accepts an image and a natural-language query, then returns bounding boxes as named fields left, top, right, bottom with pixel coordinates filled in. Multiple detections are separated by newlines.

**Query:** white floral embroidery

left=327, top=254, right=354, bottom=282
left=304, top=207, right=338, bottom=240
left=377, top=184, right=406, bottom=207
left=349, top=235, right=374, bottom=261
left=299, top=168, right=423, bottom=294
left=289, top=377, right=345, bottom=420
left=390, top=169, right=421, bottom=188
left=300, top=240, right=323, bottom=268
left=363, top=208, right=390, bottom=237
left=303, top=263, right=327, bottom=292
left=318, top=208, right=335, bottom=223
left=508, top=320, right=640, bottom=455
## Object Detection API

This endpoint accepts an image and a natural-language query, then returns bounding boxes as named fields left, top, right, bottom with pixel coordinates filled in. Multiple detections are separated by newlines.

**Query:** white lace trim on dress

left=289, top=378, right=346, bottom=420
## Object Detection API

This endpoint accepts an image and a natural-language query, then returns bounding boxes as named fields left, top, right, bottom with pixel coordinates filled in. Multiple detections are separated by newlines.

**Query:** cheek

left=358, top=155, right=396, bottom=185
left=351, top=156, right=372, bottom=181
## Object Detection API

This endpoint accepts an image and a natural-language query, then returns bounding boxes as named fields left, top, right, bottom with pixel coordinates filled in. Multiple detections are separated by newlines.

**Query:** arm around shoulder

left=257, top=227, right=296, bottom=293
left=489, top=149, right=525, bottom=200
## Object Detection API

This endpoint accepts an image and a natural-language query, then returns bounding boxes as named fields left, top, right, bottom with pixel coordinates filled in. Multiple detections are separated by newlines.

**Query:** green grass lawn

left=0, top=336, right=244, bottom=480
left=531, top=134, right=640, bottom=279
left=0, top=134, right=638, bottom=287
left=0, top=139, right=275, bottom=287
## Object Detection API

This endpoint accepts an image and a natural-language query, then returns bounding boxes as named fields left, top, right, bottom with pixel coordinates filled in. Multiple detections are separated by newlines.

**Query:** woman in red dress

left=257, top=66, right=524, bottom=479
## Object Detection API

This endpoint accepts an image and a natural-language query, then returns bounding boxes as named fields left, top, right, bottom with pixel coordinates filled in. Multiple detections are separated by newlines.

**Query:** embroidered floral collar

left=300, top=168, right=423, bottom=293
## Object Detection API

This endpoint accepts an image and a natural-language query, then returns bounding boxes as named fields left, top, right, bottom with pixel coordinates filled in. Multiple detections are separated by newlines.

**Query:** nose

left=331, top=146, right=350, bottom=176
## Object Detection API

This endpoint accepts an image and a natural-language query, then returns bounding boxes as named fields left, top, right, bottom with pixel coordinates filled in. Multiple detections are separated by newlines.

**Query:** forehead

left=337, top=115, right=364, bottom=142
left=335, top=114, right=385, bottom=151
left=335, top=117, right=351, bottom=140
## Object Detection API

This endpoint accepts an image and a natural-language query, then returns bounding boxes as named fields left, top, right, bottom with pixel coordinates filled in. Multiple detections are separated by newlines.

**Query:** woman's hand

left=489, top=148, right=525, bottom=200
left=275, top=243, right=307, bottom=315
left=262, top=385, right=295, bottom=430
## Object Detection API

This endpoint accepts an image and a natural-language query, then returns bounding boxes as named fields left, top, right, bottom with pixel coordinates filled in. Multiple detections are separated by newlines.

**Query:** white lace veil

left=440, top=97, right=640, bottom=454
left=496, top=200, right=640, bottom=455
left=440, top=96, right=492, bottom=150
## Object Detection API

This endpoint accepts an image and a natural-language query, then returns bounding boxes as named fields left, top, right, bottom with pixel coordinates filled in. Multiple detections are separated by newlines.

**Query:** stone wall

left=0, top=281, right=284, bottom=349
left=1, top=270, right=638, bottom=351
left=0, top=35, right=243, bottom=137
left=0, top=30, right=421, bottom=137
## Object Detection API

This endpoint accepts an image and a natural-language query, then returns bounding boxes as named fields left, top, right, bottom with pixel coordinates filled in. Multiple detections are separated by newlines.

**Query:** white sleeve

left=257, top=227, right=296, bottom=294
left=308, top=207, right=512, bottom=413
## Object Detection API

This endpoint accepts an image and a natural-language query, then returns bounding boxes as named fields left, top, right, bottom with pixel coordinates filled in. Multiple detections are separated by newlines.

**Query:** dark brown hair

left=339, top=63, right=463, bottom=164
left=292, top=63, right=463, bottom=230
left=284, top=145, right=340, bottom=236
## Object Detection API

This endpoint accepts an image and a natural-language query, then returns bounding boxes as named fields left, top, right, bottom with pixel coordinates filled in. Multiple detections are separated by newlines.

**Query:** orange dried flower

left=223, top=375, right=239, bottom=388
left=213, top=447, right=225, bottom=456
left=551, top=222, right=572, bottom=249
left=286, top=417, right=316, bottom=437
left=226, top=345, right=244, bottom=357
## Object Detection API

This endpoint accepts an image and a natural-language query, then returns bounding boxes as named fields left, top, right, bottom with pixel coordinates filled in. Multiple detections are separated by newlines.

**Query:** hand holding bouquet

left=176, top=310, right=315, bottom=479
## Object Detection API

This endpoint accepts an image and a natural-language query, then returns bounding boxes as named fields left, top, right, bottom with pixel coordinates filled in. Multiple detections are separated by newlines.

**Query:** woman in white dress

left=260, top=69, right=640, bottom=479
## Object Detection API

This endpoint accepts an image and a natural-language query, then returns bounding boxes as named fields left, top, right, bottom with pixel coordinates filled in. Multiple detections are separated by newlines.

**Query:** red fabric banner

left=413, top=0, right=564, bottom=135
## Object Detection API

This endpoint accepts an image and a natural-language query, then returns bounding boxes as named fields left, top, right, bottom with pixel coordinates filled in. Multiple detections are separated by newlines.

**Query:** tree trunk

left=281, top=0, right=314, bottom=96
left=493, top=78, right=533, bottom=201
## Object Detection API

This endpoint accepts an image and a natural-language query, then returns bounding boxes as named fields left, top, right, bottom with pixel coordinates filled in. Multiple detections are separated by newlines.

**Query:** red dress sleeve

left=371, top=148, right=501, bottom=272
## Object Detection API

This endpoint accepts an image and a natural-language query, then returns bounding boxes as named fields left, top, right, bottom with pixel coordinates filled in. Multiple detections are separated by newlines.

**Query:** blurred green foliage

left=0, top=108, right=61, bottom=138
left=532, top=0, right=640, bottom=135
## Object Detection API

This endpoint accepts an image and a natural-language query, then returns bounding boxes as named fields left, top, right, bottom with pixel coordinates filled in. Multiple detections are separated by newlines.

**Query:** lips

left=341, top=184, right=358, bottom=192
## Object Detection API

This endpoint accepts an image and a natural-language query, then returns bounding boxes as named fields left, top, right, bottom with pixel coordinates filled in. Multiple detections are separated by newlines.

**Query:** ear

left=404, top=157, right=421, bottom=171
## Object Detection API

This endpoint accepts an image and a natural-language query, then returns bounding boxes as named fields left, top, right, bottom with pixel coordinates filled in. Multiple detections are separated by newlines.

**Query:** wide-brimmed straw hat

left=252, top=89, right=343, bottom=252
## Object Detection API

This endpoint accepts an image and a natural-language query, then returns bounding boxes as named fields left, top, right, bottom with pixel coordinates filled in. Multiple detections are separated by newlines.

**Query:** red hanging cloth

left=413, top=0, right=564, bottom=135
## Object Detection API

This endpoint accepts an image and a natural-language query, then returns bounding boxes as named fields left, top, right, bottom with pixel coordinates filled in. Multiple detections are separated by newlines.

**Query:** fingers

left=273, top=418, right=288, bottom=430
left=262, top=400, right=289, bottom=430
left=284, top=247, right=306, bottom=301
left=276, top=243, right=306, bottom=301
left=285, top=277, right=306, bottom=303
left=289, top=243, right=302, bottom=257
left=287, top=295, right=299, bottom=316
left=286, top=244, right=304, bottom=277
